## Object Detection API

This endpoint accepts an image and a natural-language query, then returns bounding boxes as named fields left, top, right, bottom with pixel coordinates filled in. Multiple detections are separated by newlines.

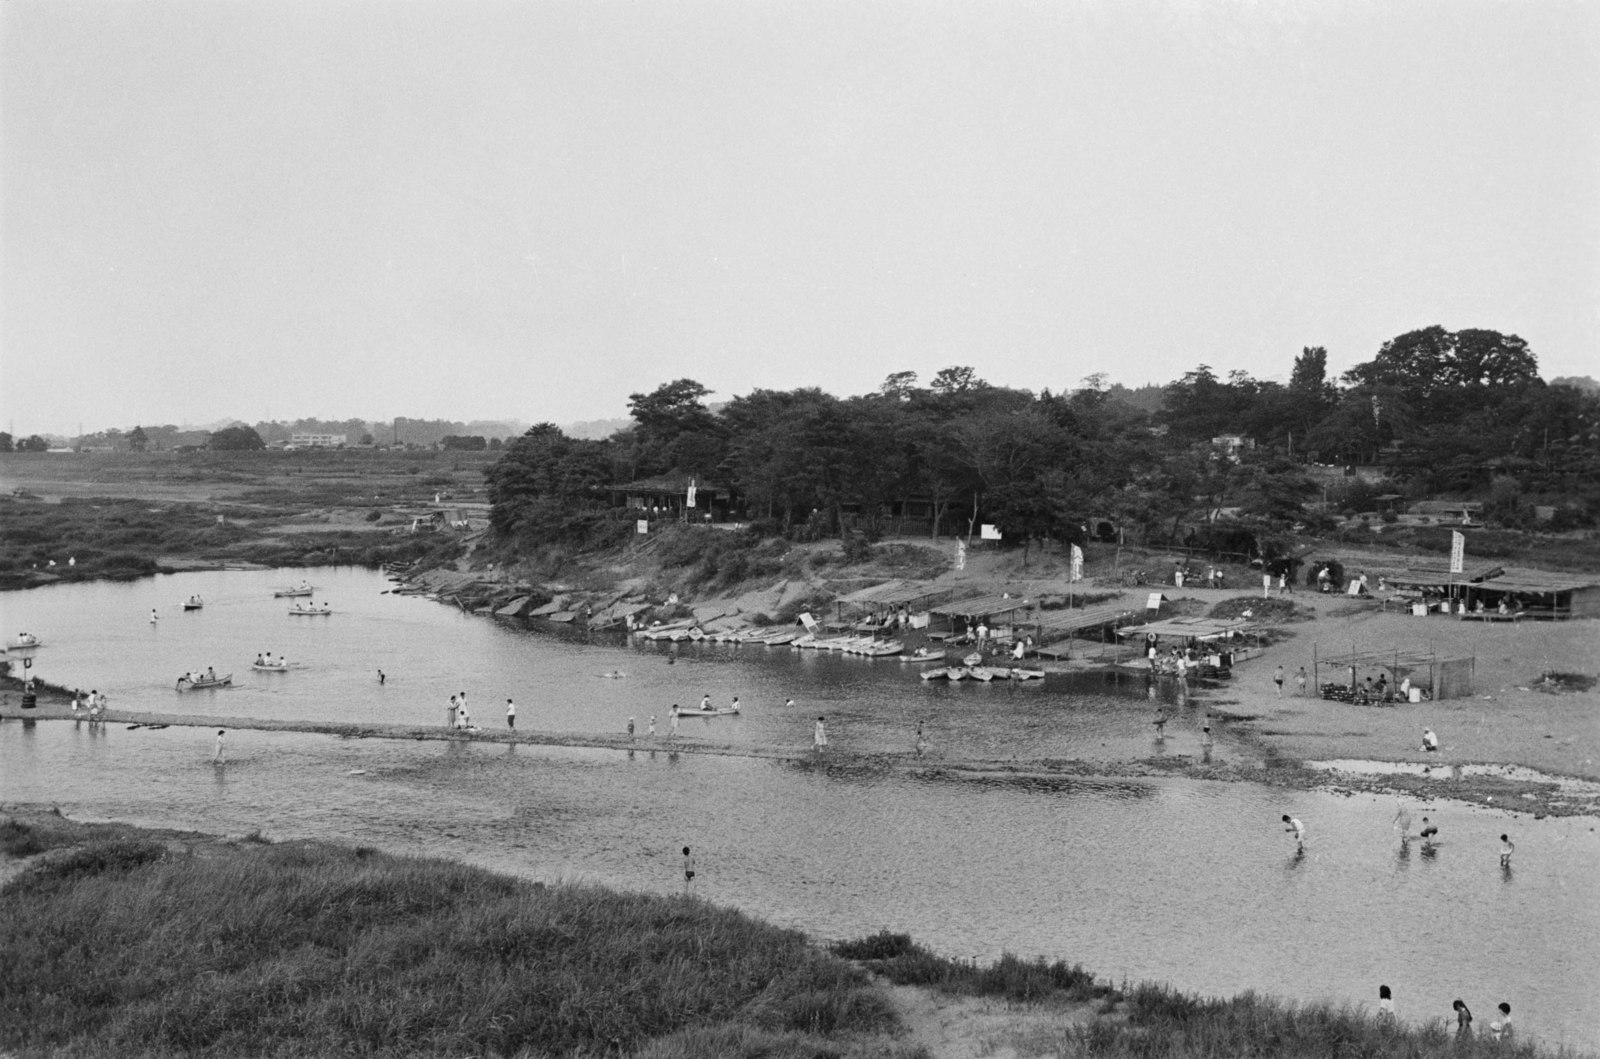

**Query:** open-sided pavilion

left=1311, top=643, right=1475, bottom=700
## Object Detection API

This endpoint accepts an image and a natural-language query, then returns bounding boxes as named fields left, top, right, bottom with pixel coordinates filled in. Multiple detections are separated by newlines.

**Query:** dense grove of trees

left=486, top=328, right=1600, bottom=557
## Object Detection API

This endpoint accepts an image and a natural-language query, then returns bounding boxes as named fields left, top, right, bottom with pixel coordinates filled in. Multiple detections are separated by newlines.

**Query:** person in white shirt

left=1282, top=814, right=1305, bottom=850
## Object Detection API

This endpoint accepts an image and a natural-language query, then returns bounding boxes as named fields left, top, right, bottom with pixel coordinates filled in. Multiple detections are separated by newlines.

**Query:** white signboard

left=1146, top=592, right=1165, bottom=612
left=636, top=520, right=649, bottom=535
left=980, top=524, right=1002, bottom=540
left=1450, top=530, right=1465, bottom=574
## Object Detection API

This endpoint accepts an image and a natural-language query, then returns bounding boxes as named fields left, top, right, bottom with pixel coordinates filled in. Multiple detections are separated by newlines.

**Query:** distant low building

left=288, top=433, right=347, bottom=449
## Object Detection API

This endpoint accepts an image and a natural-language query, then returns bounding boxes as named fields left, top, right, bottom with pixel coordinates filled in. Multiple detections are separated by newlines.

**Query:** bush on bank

left=0, top=831, right=898, bottom=1057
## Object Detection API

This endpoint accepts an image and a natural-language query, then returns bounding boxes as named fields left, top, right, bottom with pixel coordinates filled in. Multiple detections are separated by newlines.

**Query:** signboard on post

left=1450, top=531, right=1465, bottom=574
left=636, top=520, right=649, bottom=535
left=980, top=524, right=1002, bottom=541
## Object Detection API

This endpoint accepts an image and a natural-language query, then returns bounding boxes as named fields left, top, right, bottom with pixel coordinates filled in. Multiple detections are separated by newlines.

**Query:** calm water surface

left=3, top=568, right=1598, bottom=1051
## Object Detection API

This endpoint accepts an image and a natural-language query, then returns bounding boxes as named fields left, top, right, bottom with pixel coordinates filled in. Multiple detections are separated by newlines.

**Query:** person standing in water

left=1499, top=834, right=1515, bottom=868
left=627, top=716, right=636, bottom=740
left=213, top=729, right=226, bottom=765
left=1152, top=710, right=1167, bottom=742
left=669, top=704, right=680, bottom=739
left=1282, top=814, right=1305, bottom=850
left=813, top=716, right=828, bottom=752
left=682, top=847, right=696, bottom=892
left=447, top=695, right=458, bottom=728
left=150, top=608, right=159, bottom=623
left=648, top=715, right=657, bottom=738
left=1419, top=817, right=1439, bottom=844
left=1200, top=714, right=1213, bottom=748
left=505, top=699, right=515, bottom=729
left=1273, top=665, right=1285, bottom=697
left=1394, top=803, right=1413, bottom=843
left=1295, top=667, right=1308, bottom=696
left=377, top=670, right=385, bottom=685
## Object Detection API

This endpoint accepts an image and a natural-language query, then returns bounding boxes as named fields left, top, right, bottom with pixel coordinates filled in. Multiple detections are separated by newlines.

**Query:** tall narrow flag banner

left=686, top=478, right=697, bottom=508
left=1070, top=544, right=1084, bottom=582
left=1450, top=531, right=1465, bottom=574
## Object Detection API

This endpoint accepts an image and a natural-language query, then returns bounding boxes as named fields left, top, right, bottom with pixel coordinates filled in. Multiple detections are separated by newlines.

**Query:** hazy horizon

left=5, top=0, right=1596, bottom=437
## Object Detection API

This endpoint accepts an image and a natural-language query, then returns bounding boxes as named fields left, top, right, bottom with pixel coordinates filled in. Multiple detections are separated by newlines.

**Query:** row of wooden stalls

left=830, top=580, right=1143, bottom=659
left=830, top=580, right=1255, bottom=665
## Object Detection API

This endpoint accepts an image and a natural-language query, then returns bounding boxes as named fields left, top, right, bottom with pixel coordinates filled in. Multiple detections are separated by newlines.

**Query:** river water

left=3, top=567, right=1597, bottom=1051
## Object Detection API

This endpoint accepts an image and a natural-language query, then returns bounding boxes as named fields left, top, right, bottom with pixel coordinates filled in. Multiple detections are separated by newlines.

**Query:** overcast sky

left=3, top=0, right=1596, bottom=437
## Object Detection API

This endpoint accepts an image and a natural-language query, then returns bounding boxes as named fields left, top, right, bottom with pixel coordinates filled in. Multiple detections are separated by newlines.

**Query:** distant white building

left=288, top=433, right=347, bottom=448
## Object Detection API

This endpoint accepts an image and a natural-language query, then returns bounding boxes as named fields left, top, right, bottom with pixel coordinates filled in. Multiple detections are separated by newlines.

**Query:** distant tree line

left=44, top=416, right=528, bottom=453
left=486, top=327, right=1600, bottom=554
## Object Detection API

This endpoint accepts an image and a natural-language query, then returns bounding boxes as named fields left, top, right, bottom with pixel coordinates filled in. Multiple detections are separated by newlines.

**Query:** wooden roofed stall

left=1114, top=616, right=1262, bottom=674
left=610, top=475, right=734, bottom=523
left=1311, top=643, right=1474, bottom=703
left=926, top=593, right=1033, bottom=644
left=1029, top=603, right=1142, bottom=660
left=1384, top=564, right=1599, bottom=620
left=833, top=580, right=954, bottom=631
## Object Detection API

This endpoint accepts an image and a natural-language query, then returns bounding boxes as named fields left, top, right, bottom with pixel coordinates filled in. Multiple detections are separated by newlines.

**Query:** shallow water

left=4, top=568, right=1599, bottom=1051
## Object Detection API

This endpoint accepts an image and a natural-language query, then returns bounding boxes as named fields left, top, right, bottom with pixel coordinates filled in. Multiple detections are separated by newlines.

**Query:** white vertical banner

left=956, top=540, right=967, bottom=571
left=686, top=478, right=697, bottom=508
left=1450, top=531, right=1465, bottom=574
left=1070, top=544, right=1084, bottom=582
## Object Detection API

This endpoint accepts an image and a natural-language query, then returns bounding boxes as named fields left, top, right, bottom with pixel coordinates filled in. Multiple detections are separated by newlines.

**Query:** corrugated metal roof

left=930, top=593, right=1032, bottom=617
left=1030, top=603, right=1140, bottom=633
left=1117, top=617, right=1254, bottom=640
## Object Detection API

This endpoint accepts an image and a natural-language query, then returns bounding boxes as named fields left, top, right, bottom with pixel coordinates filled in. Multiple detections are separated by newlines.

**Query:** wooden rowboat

left=176, top=673, right=233, bottom=690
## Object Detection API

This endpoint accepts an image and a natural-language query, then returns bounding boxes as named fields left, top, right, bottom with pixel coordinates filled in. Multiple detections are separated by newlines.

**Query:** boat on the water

left=176, top=673, right=233, bottom=690
left=288, top=605, right=333, bottom=616
left=252, top=661, right=290, bottom=672
left=6, top=634, right=43, bottom=650
left=274, top=585, right=314, bottom=598
left=182, top=596, right=204, bottom=611
left=678, top=706, right=740, bottom=717
left=902, top=647, right=945, bottom=663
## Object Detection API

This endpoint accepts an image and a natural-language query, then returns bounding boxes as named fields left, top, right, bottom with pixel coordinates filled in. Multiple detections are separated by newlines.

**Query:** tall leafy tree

left=623, top=379, right=727, bottom=479
left=207, top=426, right=265, bottom=451
left=486, top=424, right=613, bottom=540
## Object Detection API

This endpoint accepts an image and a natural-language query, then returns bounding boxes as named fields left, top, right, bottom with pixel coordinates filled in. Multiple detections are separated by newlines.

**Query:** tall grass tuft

left=833, top=932, right=1112, bottom=1004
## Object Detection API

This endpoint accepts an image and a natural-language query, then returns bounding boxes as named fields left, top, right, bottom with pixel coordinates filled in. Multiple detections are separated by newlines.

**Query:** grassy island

left=0, top=811, right=1574, bottom=1059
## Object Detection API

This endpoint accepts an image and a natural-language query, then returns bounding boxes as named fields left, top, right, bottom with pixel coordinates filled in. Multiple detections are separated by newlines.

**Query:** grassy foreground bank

left=2, top=813, right=1582, bottom=1059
